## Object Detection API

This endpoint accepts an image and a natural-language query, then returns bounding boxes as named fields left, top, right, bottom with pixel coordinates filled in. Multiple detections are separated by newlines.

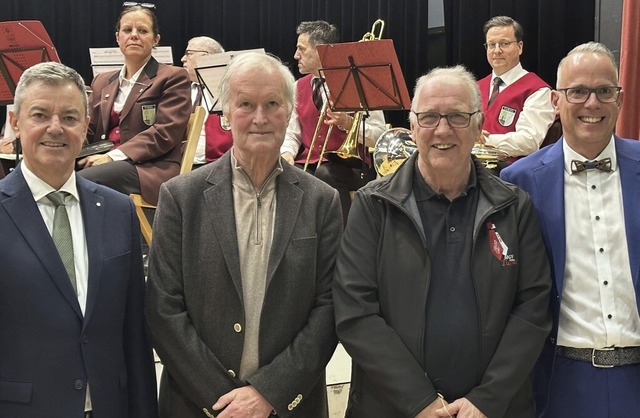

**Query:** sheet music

left=89, top=46, right=174, bottom=77
left=194, top=48, right=265, bottom=113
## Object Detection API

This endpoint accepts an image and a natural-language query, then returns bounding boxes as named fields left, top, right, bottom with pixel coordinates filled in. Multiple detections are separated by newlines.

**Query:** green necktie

left=47, top=191, right=77, bottom=293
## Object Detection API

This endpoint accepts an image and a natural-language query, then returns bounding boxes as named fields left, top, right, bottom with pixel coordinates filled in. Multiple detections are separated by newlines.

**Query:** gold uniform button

left=288, top=404, right=294, bottom=411
left=233, top=323, right=242, bottom=332
left=227, top=369, right=236, bottom=378
left=296, top=394, right=303, bottom=401
left=202, top=407, right=214, bottom=418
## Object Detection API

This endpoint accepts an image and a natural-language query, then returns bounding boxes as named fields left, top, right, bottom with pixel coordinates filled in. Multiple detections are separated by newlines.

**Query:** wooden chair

left=130, top=106, right=206, bottom=245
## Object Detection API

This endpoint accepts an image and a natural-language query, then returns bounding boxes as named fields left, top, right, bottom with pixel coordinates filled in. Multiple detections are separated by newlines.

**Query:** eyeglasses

left=412, top=110, right=480, bottom=128
left=556, top=86, right=622, bottom=104
left=483, top=40, right=519, bottom=51
left=184, top=50, right=209, bottom=57
left=122, top=2, right=156, bottom=9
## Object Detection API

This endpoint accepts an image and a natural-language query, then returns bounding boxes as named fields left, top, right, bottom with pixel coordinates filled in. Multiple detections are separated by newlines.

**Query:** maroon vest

left=204, top=114, right=234, bottom=163
left=478, top=72, right=549, bottom=134
left=294, top=75, right=350, bottom=164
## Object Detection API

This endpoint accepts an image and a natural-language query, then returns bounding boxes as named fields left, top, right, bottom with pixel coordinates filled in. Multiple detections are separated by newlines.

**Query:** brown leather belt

left=557, top=346, right=640, bottom=368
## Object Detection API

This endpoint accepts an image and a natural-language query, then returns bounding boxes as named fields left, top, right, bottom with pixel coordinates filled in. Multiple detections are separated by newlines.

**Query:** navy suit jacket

left=500, top=136, right=640, bottom=412
left=0, top=165, right=158, bottom=418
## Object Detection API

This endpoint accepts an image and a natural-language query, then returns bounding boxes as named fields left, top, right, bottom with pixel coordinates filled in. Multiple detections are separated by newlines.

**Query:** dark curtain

left=444, top=0, right=595, bottom=88
left=0, top=0, right=594, bottom=130
left=617, top=0, right=640, bottom=140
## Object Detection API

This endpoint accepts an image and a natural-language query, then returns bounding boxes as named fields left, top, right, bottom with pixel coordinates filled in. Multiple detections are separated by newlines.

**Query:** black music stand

left=316, top=39, right=410, bottom=169
left=0, top=21, right=60, bottom=106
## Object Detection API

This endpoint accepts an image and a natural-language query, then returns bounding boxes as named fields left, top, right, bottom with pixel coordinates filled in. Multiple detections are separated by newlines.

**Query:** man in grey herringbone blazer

left=145, top=52, right=342, bottom=418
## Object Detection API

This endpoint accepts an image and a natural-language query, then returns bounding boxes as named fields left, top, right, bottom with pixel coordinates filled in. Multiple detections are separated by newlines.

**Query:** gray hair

left=188, top=36, right=225, bottom=54
left=218, top=52, right=296, bottom=115
left=14, top=61, right=88, bottom=117
left=410, top=65, right=481, bottom=124
left=296, top=20, right=340, bottom=46
left=557, top=41, right=618, bottom=87
left=483, top=15, right=524, bottom=41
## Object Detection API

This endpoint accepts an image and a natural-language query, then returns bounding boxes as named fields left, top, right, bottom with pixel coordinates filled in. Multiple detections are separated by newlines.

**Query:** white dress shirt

left=191, top=82, right=211, bottom=165
left=485, top=63, right=555, bottom=156
left=558, top=138, right=640, bottom=348
left=106, top=61, right=150, bottom=162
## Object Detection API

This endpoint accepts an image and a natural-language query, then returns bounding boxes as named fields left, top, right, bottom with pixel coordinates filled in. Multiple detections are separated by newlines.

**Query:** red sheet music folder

left=316, top=39, right=411, bottom=112
left=0, top=21, right=60, bottom=105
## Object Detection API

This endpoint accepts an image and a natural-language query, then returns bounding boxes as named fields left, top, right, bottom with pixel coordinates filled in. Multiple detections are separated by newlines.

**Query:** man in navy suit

left=0, top=62, right=158, bottom=417
left=501, top=42, right=640, bottom=417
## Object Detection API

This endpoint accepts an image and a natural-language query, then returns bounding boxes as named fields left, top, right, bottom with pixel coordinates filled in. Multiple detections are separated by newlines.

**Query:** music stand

left=0, top=21, right=60, bottom=106
left=194, top=48, right=265, bottom=114
left=316, top=39, right=410, bottom=168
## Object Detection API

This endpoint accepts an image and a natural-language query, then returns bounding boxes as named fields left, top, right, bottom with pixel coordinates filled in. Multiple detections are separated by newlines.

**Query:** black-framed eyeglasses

left=483, top=40, right=519, bottom=51
left=122, top=2, right=156, bottom=9
left=412, top=110, right=481, bottom=129
left=556, top=86, right=622, bottom=104
left=184, top=50, right=209, bottom=57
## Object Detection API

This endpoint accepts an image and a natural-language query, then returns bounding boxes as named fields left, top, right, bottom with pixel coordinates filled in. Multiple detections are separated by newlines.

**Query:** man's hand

left=77, top=154, right=113, bottom=168
left=436, top=397, right=487, bottom=418
left=415, top=397, right=448, bottom=418
left=281, top=152, right=295, bottom=165
left=325, top=110, right=354, bottom=132
left=213, top=385, right=274, bottom=418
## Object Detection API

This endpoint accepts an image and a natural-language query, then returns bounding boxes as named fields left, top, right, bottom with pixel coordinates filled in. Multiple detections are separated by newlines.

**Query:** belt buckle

left=591, top=347, right=615, bottom=368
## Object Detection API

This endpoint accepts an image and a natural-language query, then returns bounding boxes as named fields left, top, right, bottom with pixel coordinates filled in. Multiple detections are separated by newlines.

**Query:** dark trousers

left=543, top=355, right=640, bottom=417
left=77, top=160, right=141, bottom=196
left=314, top=161, right=376, bottom=225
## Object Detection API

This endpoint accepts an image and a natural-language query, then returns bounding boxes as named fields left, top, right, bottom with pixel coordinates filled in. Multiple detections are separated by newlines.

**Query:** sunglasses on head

left=122, top=2, right=156, bottom=9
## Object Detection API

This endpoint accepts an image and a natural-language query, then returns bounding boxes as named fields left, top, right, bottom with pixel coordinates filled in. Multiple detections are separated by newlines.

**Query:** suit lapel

left=203, top=154, right=244, bottom=301
left=535, top=140, right=567, bottom=294
left=0, top=168, right=83, bottom=319
left=100, top=74, right=120, bottom=134
left=616, top=137, right=640, bottom=288
left=76, top=177, right=105, bottom=327
left=119, top=58, right=157, bottom=122
left=267, top=165, right=303, bottom=289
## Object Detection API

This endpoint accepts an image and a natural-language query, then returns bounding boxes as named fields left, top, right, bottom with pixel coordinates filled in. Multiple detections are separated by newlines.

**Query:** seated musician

left=77, top=3, right=190, bottom=205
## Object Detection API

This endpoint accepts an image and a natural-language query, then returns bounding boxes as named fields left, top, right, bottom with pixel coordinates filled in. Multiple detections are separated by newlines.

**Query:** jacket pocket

left=0, top=379, right=32, bottom=403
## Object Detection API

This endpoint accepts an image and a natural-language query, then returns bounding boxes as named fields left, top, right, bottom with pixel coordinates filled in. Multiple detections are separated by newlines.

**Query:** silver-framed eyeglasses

left=412, top=110, right=481, bottom=129
left=483, top=40, right=519, bottom=51
left=556, top=86, right=622, bottom=104
left=184, top=49, right=209, bottom=57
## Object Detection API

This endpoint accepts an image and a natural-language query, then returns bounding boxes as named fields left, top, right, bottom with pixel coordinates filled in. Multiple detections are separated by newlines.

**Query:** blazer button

left=74, top=379, right=84, bottom=390
left=202, top=407, right=214, bottom=418
left=227, top=369, right=236, bottom=378
left=81, top=335, right=88, bottom=344
left=288, top=403, right=294, bottom=411
left=233, top=323, right=242, bottom=333
left=100, top=134, right=106, bottom=140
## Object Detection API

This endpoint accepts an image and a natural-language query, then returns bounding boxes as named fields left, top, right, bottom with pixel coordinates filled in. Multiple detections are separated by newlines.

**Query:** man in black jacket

left=333, top=65, right=552, bottom=418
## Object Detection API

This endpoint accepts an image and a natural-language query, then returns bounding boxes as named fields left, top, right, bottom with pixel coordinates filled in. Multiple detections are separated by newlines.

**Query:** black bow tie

left=571, top=157, right=612, bottom=173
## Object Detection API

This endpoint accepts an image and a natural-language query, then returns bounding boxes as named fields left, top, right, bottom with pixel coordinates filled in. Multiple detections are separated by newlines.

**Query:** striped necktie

left=48, top=191, right=77, bottom=293
left=312, top=77, right=324, bottom=111
left=488, top=77, right=503, bottom=107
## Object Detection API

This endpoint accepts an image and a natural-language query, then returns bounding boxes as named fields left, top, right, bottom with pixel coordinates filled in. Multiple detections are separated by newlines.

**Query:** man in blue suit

left=0, top=62, right=158, bottom=417
left=501, top=42, right=640, bottom=417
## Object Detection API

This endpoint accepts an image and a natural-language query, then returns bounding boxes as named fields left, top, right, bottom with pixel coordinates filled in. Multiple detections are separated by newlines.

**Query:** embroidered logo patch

left=141, top=104, right=157, bottom=126
left=487, top=222, right=517, bottom=266
left=498, top=106, right=517, bottom=127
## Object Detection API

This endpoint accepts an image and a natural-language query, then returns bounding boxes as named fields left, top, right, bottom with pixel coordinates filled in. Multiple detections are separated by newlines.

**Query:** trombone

left=303, top=19, right=385, bottom=172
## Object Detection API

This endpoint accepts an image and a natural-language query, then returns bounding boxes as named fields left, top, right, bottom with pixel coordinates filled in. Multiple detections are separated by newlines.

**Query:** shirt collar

left=118, top=58, right=150, bottom=85
left=21, top=163, right=80, bottom=204
left=562, top=135, right=618, bottom=175
left=492, top=62, right=525, bottom=87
